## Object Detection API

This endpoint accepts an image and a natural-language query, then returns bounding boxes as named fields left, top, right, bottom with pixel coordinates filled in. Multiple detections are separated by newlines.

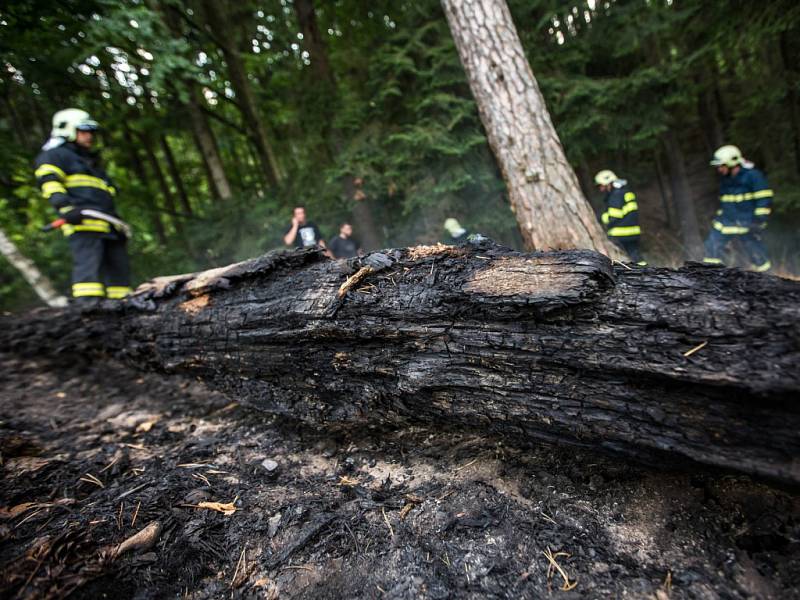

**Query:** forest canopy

left=1, top=0, right=799, bottom=309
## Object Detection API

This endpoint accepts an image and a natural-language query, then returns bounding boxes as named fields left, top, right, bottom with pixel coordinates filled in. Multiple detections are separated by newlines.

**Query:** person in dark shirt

left=283, top=206, right=327, bottom=251
left=328, top=222, right=361, bottom=259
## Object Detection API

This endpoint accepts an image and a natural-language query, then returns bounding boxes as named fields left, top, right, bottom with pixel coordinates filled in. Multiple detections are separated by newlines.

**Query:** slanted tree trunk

left=5, top=242, right=799, bottom=484
left=200, top=0, right=284, bottom=187
left=0, top=227, right=67, bottom=307
left=662, top=131, right=704, bottom=259
left=441, top=0, right=623, bottom=259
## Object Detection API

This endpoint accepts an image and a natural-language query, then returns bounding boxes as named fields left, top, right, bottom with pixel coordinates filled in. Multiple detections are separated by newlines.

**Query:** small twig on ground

left=381, top=506, right=394, bottom=537
left=282, top=565, right=314, bottom=572
left=117, top=482, right=147, bottom=501
left=117, top=502, right=124, bottom=530
left=230, top=544, right=246, bottom=589
left=100, top=455, right=119, bottom=473
left=192, top=472, right=211, bottom=487
left=454, top=458, right=479, bottom=472
left=131, top=501, right=141, bottom=527
left=540, top=511, right=557, bottom=525
left=79, top=473, right=105, bottom=489
left=543, top=547, right=578, bottom=591
left=683, top=340, right=708, bottom=357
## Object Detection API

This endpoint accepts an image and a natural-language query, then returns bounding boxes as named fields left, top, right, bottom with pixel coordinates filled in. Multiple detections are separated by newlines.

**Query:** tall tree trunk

left=662, top=131, right=704, bottom=260
left=160, top=135, right=192, bottom=216
left=0, top=227, right=67, bottom=307
left=294, top=0, right=382, bottom=250
left=779, top=31, right=800, bottom=175
left=440, top=0, right=622, bottom=258
left=653, top=151, right=676, bottom=229
left=186, top=97, right=234, bottom=202
left=293, top=0, right=336, bottom=88
left=122, top=125, right=168, bottom=245
left=200, top=0, right=284, bottom=187
left=139, top=134, right=184, bottom=239
left=155, top=0, right=235, bottom=201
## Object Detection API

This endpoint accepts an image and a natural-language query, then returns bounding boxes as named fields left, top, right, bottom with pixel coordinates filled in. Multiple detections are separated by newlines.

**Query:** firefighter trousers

left=611, top=236, right=645, bottom=265
left=68, top=232, right=132, bottom=299
left=703, top=228, right=771, bottom=272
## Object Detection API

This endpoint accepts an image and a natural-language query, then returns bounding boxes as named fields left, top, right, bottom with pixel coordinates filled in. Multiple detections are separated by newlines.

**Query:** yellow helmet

left=443, top=218, right=466, bottom=236
left=594, top=170, right=618, bottom=186
left=51, top=108, right=99, bottom=141
left=710, top=145, right=742, bottom=168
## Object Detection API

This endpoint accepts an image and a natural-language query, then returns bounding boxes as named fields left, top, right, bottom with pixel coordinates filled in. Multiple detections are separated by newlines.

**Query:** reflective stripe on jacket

left=34, top=142, right=118, bottom=235
left=715, top=166, right=773, bottom=231
left=601, top=186, right=640, bottom=238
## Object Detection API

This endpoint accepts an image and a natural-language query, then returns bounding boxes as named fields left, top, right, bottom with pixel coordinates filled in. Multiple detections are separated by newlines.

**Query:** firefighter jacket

left=712, top=166, right=773, bottom=235
left=34, top=142, right=119, bottom=236
left=601, top=184, right=640, bottom=238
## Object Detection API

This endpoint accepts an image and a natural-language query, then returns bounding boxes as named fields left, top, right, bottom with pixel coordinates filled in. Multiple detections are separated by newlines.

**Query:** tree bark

left=186, top=96, right=234, bottom=201
left=0, top=227, right=67, bottom=307
left=122, top=124, right=168, bottom=245
left=662, top=131, right=704, bottom=260
left=5, top=242, right=799, bottom=484
left=293, top=0, right=383, bottom=250
left=160, top=135, right=192, bottom=216
left=139, top=134, right=185, bottom=241
left=441, top=0, right=623, bottom=259
left=200, top=0, right=284, bottom=187
left=293, top=0, right=336, bottom=88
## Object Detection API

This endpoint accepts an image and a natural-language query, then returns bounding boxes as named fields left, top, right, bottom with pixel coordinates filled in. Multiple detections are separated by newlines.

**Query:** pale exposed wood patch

left=463, top=256, right=581, bottom=297
left=180, top=294, right=211, bottom=315
left=406, top=244, right=465, bottom=260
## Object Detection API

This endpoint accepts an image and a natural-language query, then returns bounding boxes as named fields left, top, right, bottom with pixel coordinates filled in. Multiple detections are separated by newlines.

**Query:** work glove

left=62, top=209, right=83, bottom=225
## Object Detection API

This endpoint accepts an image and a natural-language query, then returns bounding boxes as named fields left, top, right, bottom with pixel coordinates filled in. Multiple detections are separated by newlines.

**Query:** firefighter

left=443, top=218, right=469, bottom=243
left=595, top=170, right=646, bottom=265
left=703, top=145, right=772, bottom=272
left=34, top=108, right=131, bottom=300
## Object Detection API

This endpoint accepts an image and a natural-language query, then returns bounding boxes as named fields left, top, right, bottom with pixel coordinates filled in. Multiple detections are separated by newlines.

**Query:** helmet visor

left=76, top=119, right=99, bottom=132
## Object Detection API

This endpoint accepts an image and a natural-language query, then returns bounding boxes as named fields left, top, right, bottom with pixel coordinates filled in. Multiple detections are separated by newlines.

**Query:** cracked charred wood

left=4, top=241, right=799, bottom=484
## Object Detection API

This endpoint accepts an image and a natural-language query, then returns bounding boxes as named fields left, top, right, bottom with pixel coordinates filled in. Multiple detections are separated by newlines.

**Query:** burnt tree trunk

left=441, top=0, right=623, bottom=259
left=4, top=242, right=799, bottom=484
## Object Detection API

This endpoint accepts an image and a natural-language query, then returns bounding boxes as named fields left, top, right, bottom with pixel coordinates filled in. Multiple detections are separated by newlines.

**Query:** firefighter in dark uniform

left=34, top=109, right=131, bottom=300
left=595, top=170, right=646, bottom=265
left=703, top=145, right=772, bottom=272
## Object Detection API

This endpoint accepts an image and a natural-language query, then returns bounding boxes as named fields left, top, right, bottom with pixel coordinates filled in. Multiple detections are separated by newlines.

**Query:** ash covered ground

left=0, top=353, right=798, bottom=599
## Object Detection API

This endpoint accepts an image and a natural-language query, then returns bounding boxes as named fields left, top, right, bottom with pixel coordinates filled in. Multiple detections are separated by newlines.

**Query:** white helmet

left=51, top=108, right=99, bottom=141
left=443, top=218, right=466, bottom=237
left=710, top=145, right=742, bottom=168
left=594, top=169, right=618, bottom=186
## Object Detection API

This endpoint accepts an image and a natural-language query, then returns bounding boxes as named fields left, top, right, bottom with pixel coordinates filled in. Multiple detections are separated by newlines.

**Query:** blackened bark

left=5, top=242, right=799, bottom=485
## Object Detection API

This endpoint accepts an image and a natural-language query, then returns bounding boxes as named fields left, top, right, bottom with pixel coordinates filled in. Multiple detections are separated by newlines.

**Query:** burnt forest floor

left=0, top=352, right=798, bottom=600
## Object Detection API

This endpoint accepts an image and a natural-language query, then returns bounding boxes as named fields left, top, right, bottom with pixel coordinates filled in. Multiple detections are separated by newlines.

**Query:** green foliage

left=1, top=0, right=799, bottom=308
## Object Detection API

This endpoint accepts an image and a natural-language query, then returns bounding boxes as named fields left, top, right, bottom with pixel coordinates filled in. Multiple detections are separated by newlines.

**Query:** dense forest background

left=1, top=0, right=799, bottom=309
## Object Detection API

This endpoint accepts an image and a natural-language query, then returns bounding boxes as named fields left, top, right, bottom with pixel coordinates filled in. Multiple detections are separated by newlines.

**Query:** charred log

left=3, top=241, right=799, bottom=484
